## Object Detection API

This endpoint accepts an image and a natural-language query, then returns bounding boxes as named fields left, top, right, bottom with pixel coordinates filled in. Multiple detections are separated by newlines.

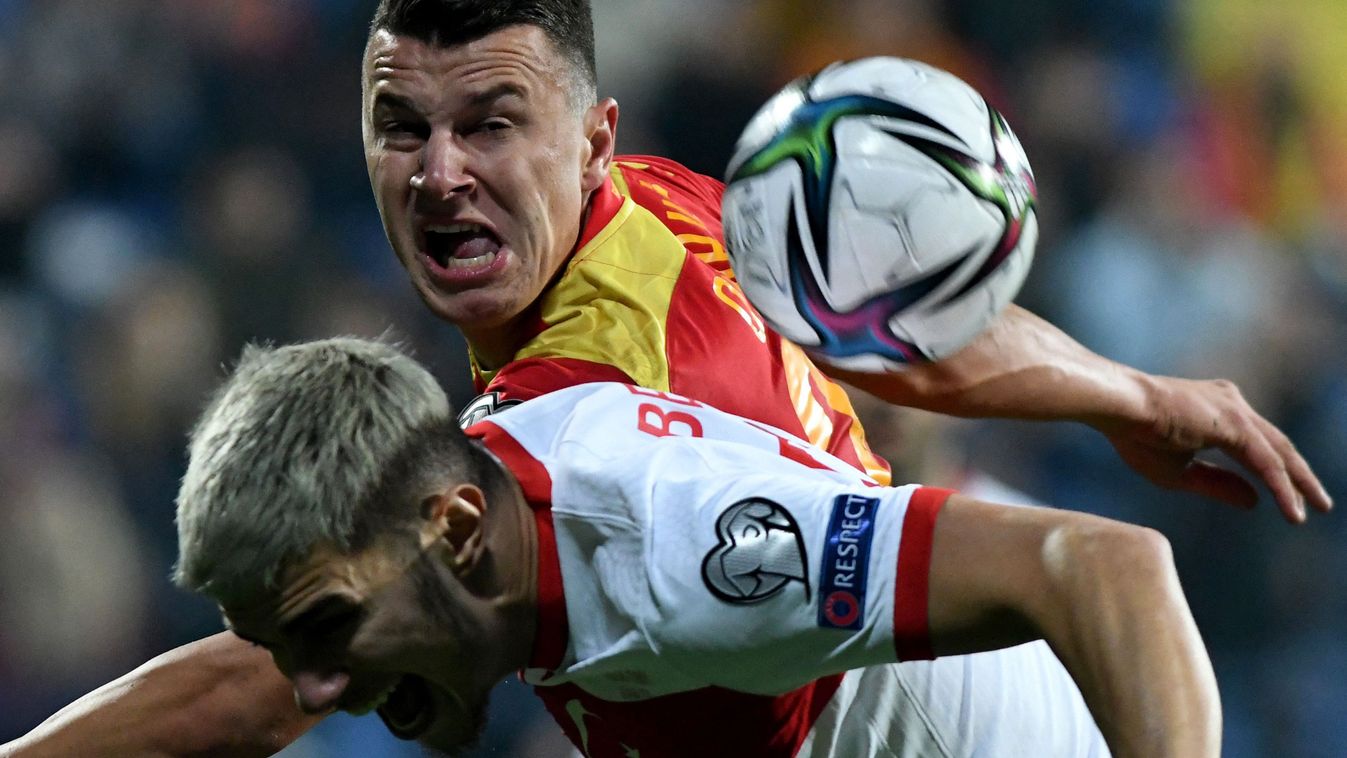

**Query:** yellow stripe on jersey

left=515, top=196, right=685, bottom=392
left=779, top=339, right=834, bottom=447
left=817, top=372, right=892, bottom=486
left=609, top=161, right=638, bottom=197
left=779, top=339, right=891, bottom=486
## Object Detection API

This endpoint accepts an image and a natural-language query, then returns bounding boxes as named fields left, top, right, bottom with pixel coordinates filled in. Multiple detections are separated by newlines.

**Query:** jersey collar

left=470, top=173, right=626, bottom=388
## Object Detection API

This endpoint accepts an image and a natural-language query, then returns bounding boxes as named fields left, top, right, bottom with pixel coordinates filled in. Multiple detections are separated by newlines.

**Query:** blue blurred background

left=0, top=0, right=1342, bottom=756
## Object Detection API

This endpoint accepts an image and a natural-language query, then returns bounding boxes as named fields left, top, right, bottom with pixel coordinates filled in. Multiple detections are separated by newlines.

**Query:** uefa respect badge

left=818, top=494, right=879, bottom=630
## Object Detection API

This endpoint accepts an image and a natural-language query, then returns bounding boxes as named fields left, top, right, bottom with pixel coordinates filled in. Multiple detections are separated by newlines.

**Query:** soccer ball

left=722, top=57, right=1038, bottom=372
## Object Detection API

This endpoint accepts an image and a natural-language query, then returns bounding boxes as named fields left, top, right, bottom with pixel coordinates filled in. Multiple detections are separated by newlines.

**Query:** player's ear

left=580, top=97, right=619, bottom=193
left=420, top=484, right=485, bottom=574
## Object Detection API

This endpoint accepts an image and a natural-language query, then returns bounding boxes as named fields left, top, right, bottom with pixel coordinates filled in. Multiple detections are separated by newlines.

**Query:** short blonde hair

left=173, top=337, right=450, bottom=608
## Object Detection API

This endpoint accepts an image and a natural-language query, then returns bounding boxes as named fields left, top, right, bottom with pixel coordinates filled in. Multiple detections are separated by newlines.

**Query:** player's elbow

left=1036, top=520, right=1220, bottom=757
left=1039, top=520, right=1177, bottom=618
left=1050, top=519, right=1172, bottom=569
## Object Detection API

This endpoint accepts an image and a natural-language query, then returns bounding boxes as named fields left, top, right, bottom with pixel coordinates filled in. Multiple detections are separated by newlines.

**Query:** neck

left=463, top=321, right=526, bottom=374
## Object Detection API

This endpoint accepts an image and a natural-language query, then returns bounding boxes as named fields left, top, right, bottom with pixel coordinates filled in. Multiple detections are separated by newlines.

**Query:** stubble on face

left=361, top=26, right=596, bottom=364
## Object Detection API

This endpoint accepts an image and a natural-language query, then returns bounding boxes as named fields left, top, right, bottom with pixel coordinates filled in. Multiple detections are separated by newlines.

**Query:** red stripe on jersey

left=465, top=422, right=568, bottom=672
left=466, top=420, right=554, bottom=504
left=776, top=436, right=832, bottom=471
left=741, top=418, right=847, bottom=474
left=528, top=504, right=567, bottom=673
left=577, top=176, right=627, bottom=251
left=893, top=487, right=954, bottom=662
left=534, top=676, right=844, bottom=758
left=483, top=356, right=636, bottom=403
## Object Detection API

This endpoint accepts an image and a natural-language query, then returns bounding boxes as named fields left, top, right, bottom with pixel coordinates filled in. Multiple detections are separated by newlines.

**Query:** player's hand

left=1097, top=376, right=1332, bottom=523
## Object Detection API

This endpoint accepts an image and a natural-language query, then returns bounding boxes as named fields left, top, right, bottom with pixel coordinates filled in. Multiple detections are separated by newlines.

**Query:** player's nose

left=291, top=668, right=351, bottom=714
left=411, top=131, right=474, bottom=201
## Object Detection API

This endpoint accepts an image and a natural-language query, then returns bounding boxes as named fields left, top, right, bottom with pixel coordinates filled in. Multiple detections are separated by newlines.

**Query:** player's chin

left=419, top=283, right=527, bottom=332
left=377, top=674, right=487, bottom=754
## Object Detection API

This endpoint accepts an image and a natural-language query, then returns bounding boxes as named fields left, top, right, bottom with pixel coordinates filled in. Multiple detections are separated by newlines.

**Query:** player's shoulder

left=471, top=382, right=772, bottom=459
left=467, top=383, right=650, bottom=449
left=612, top=154, right=725, bottom=209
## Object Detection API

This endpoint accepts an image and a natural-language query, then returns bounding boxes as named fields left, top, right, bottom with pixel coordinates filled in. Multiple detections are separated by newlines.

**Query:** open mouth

left=422, top=222, right=502, bottom=271
left=376, top=675, right=435, bottom=740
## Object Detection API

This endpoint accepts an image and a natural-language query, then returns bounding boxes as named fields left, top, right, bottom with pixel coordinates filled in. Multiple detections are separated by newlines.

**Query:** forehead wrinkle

left=364, top=28, right=569, bottom=106
left=275, top=562, right=351, bottom=623
left=270, top=541, right=423, bottom=629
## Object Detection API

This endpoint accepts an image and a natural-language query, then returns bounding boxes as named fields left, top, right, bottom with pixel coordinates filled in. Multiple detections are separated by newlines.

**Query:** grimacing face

left=362, top=24, right=615, bottom=360
left=222, top=540, right=491, bottom=751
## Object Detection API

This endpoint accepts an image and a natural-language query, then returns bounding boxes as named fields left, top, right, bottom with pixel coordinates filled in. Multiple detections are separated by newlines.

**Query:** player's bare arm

left=832, top=304, right=1332, bottom=523
left=0, top=632, right=314, bottom=758
left=927, top=494, right=1221, bottom=758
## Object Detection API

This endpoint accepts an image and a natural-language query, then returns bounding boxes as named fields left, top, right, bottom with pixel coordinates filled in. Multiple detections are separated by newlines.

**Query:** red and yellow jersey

left=471, top=154, right=890, bottom=485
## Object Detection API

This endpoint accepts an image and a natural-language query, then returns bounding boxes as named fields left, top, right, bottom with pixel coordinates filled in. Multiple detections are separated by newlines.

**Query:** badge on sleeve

left=702, top=498, right=810, bottom=604
left=456, top=391, right=522, bottom=428
left=818, top=494, right=879, bottom=630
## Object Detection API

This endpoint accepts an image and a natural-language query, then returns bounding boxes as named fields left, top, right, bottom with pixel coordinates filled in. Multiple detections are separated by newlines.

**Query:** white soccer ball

left=723, top=57, right=1038, bottom=372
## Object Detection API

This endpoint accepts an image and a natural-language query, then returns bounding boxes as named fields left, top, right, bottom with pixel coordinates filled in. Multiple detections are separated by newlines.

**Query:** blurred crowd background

left=0, top=0, right=1343, bottom=756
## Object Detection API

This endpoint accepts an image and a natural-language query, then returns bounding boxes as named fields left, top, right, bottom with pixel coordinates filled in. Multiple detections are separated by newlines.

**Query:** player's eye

left=470, top=119, right=513, bottom=137
left=380, top=119, right=428, bottom=144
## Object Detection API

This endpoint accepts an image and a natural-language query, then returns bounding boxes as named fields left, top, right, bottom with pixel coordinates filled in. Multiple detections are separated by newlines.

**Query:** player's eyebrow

left=370, top=92, right=420, bottom=115
left=466, top=82, right=526, bottom=108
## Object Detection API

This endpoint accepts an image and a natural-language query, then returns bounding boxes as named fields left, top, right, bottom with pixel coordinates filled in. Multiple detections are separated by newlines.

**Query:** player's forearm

left=830, top=304, right=1152, bottom=426
left=1036, top=522, right=1221, bottom=758
left=2, top=632, right=318, bottom=758
left=929, top=499, right=1220, bottom=757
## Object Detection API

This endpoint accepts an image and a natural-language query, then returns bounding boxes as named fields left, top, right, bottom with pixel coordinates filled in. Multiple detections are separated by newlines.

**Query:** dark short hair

left=370, top=0, right=597, bottom=96
left=352, top=417, right=514, bottom=552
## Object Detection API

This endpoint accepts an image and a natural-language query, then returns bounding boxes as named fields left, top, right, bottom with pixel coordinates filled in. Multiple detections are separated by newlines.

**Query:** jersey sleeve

left=476, top=383, right=950, bottom=699
left=482, top=356, right=636, bottom=402
left=615, top=154, right=726, bottom=212
left=637, top=451, right=952, bottom=696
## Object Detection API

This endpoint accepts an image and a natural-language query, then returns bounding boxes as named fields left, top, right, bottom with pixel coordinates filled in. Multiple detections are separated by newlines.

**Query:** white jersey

left=466, top=383, right=1106, bottom=758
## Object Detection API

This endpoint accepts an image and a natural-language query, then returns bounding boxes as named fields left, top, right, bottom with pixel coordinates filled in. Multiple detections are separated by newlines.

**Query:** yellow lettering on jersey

left=666, top=210, right=702, bottom=226
left=637, top=180, right=710, bottom=232
left=637, top=179, right=669, bottom=198
left=627, top=177, right=724, bottom=267
left=713, top=276, right=766, bottom=343
left=638, top=182, right=698, bottom=219
left=679, top=233, right=730, bottom=267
